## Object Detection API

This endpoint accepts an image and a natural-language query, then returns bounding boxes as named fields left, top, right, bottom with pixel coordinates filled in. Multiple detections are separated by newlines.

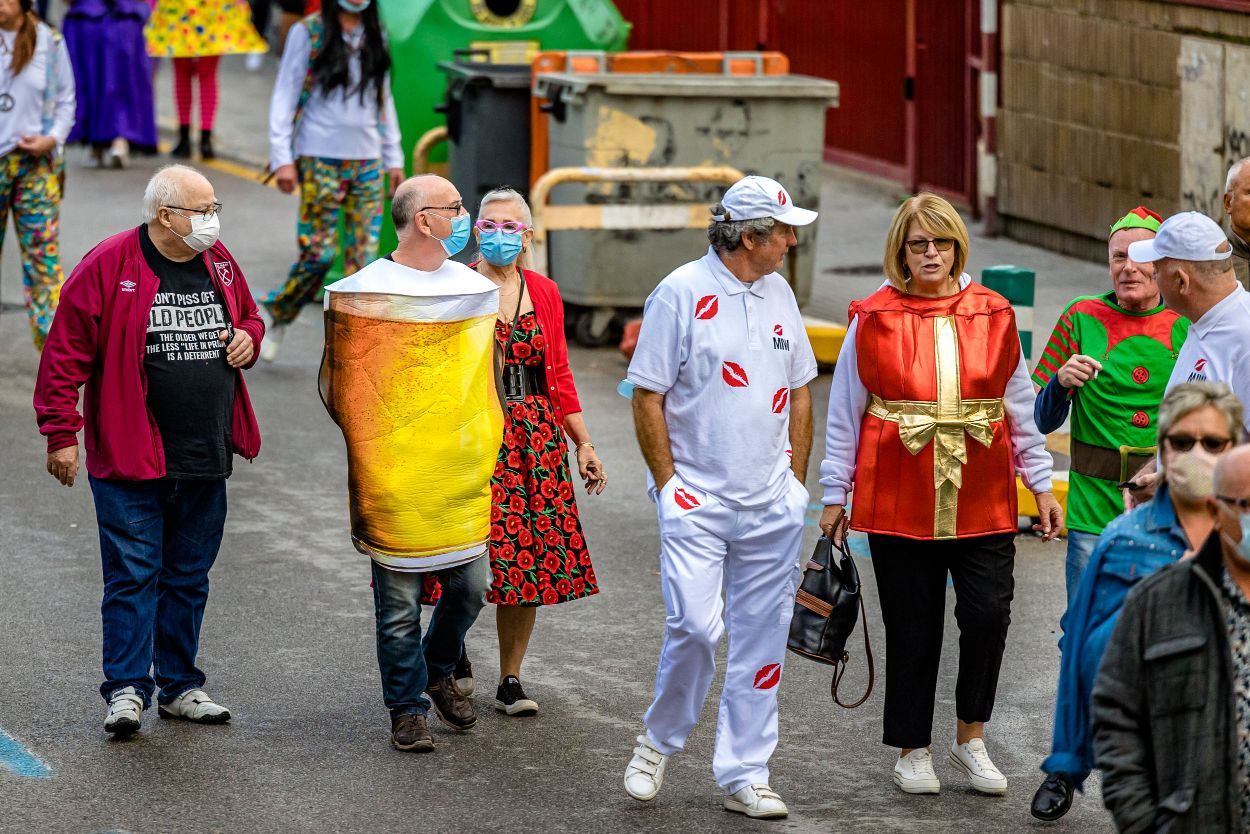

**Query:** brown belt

left=1070, top=438, right=1156, bottom=483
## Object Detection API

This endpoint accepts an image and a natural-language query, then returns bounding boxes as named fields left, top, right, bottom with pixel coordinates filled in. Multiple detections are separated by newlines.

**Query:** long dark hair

left=312, top=4, right=391, bottom=110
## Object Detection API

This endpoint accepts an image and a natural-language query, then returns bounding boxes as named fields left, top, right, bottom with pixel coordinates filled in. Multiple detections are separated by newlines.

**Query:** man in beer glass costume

left=319, top=175, right=503, bottom=753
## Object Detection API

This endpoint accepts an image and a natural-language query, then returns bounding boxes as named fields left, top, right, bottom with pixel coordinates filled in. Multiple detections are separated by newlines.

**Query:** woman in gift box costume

left=818, top=193, right=1062, bottom=797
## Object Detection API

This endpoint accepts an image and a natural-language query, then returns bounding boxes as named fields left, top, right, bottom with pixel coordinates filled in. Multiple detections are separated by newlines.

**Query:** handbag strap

left=830, top=584, right=875, bottom=709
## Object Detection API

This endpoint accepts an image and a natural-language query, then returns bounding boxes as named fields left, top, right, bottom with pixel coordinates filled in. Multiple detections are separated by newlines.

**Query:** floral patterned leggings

left=0, top=151, right=64, bottom=350
left=260, top=156, right=384, bottom=325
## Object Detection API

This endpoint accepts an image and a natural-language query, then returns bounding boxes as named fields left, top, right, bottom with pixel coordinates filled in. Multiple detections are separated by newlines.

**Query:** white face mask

left=169, top=209, right=221, bottom=253
left=1166, top=447, right=1219, bottom=502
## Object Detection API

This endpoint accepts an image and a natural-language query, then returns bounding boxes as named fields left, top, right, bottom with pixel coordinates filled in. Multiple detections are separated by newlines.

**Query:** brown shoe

left=390, top=713, right=434, bottom=752
left=426, top=675, right=477, bottom=731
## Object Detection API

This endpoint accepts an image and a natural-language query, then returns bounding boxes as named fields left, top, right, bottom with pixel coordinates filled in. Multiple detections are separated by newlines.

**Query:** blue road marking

left=0, top=727, right=52, bottom=779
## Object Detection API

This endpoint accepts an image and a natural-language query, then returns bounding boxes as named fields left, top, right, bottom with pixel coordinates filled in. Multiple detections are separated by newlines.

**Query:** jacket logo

left=772, top=387, right=789, bottom=414
left=722, top=360, right=749, bottom=388
left=119, top=280, right=136, bottom=293
left=694, top=294, right=719, bottom=320
left=673, top=488, right=700, bottom=510
left=753, top=663, right=781, bottom=690
left=214, top=261, right=234, bottom=287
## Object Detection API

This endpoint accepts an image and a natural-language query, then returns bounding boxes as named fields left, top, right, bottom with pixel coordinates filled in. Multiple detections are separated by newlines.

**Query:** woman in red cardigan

left=428, top=186, right=606, bottom=716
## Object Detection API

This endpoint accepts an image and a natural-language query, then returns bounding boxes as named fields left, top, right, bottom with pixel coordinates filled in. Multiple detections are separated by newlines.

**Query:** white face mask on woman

left=1166, top=447, right=1219, bottom=502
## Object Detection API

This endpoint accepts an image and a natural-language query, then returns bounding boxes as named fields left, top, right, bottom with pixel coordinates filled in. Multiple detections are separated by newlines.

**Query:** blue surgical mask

left=479, top=230, right=525, bottom=266
left=338, top=0, right=371, bottom=11
left=1231, top=514, right=1250, bottom=566
left=437, top=212, right=471, bottom=257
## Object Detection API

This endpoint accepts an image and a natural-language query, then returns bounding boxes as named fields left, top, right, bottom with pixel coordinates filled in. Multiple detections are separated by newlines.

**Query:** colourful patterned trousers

left=0, top=151, right=64, bottom=350
left=261, top=156, right=384, bottom=324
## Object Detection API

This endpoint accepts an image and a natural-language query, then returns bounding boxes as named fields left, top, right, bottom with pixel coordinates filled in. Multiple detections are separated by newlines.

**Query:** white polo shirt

left=628, top=247, right=819, bottom=509
left=1165, top=284, right=1250, bottom=433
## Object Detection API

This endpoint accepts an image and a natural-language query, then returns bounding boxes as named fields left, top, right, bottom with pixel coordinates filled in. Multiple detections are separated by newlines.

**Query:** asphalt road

left=0, top=155, right=1114, bottom=833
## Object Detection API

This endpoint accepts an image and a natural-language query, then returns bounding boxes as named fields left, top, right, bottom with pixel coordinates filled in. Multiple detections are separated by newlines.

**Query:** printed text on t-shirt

left=146, top=289, right=227, bottom=362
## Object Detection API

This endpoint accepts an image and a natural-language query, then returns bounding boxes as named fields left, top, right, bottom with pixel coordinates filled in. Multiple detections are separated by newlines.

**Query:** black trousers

left=868, top=532, right=1016, bottom=749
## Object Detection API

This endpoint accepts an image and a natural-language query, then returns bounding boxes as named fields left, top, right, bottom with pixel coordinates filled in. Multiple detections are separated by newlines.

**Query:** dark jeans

left=371, top=556, right=489, bottom=718
left=90, top=476, right=227, bottom=707
left=869, top=532, right=1016, bottom=749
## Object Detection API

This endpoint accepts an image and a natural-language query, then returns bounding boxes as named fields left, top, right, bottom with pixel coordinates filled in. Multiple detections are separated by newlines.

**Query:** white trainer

left=950, top=738, right=1008, bottom=795
left=104, top=686, right=144, bottom=735
left=623, top=734, right=668, bottom=801
left=894, top=747, right=941, bottom=794
left=257, top=305, right=285, bottom=363
left=724, top=784, right=789, bottom=819
left=158, top=689, right=232, bottom=724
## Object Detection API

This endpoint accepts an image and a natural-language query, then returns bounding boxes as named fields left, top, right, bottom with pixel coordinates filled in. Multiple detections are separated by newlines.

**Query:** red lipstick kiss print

left=674, top=488, right=700, bottom=510
left=695, top=295, right=719, bottom=320
left=772, top=387, right=789, bottom=413
left=773, top=324, right=784, bottom=336
left=753, top=663, right=781, bottom=690
left=722, top=361, right=749, bottom=387
left=777, top=191, right=787, bottom=206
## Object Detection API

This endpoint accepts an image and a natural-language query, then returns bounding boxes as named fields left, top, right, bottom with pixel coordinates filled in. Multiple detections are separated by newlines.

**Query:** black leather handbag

left=787, top=536, right=875, bottom=708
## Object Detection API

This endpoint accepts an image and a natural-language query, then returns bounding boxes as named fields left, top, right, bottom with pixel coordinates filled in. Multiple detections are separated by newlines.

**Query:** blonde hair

left=882, top=193, right=970, bottom=291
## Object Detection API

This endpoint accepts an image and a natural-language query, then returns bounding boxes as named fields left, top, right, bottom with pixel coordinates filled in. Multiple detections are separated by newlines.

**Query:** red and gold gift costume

left=850, top=283, right=1022, bottom=540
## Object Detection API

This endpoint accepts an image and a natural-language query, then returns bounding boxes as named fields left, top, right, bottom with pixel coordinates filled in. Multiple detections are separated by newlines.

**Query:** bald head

left=142, top=164, right=213, bottom=223
left=392, top=174, right=459, bottom=237
left=1215, top=445, right=1250, bottom=498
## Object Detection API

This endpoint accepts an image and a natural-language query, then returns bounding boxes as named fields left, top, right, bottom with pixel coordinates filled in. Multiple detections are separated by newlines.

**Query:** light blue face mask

left=479, top=230, right=525, bottom=266
left=1232, top=513, right=1250, bottom=566
left=436, top=212, right=471, bottom=257
left=338, top=0, right=372, bottom=11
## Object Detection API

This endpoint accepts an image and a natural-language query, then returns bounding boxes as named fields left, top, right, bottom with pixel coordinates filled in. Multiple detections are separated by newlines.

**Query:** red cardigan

left=522, top=268, right=582, bottom=426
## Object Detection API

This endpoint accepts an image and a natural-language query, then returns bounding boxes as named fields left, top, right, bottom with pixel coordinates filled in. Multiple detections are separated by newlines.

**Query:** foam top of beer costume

left=323, top=257, right=498, bottom=322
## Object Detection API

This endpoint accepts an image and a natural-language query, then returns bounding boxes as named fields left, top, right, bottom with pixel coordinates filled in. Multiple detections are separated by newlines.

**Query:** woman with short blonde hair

left=818, top=192, right=1061, bottom=796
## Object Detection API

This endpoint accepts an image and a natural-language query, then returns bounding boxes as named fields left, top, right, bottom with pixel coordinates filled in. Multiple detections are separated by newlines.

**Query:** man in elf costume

left=1031, top=207, right=1190, bottom=601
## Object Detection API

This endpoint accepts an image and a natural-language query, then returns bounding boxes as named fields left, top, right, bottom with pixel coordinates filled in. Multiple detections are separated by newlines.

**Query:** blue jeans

left=90, top=476, right=227, bottom=707
left=1064, top=530, right=1099, bottom=607
left=371, top=556, right=489, bottom=718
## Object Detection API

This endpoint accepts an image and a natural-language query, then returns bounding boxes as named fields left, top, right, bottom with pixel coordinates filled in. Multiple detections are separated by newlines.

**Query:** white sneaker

left=949, top=738, right=1007, bottom=795
left=106, top=137, right=129, bottom=169
left=157, top=689, right=231, bottom=724
left=257, top=305, right=285, bottom=363
left=104, top=686, right=144, bottom=735
left=623, top=734, right=668, bottom=801
left=894, top=747, right=941, bottom=794
left=724, top=784, right=788, bottom=819
left=245, top=52, right=264, bottom=72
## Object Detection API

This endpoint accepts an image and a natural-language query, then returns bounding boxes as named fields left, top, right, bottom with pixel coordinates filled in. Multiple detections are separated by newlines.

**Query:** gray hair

left=141, top=164, right=199, bottom=222
left=1157, top=381, right=1244, bottom=449
left=1226, top=157, right=1250, bottom=196
left=479, top=186, right=532, bottom=226
left=707, top=201, right=776, bottom=253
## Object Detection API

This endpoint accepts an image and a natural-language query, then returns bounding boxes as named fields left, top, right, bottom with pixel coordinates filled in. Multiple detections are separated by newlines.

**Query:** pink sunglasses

left=475, top=219, right=529, bottom=234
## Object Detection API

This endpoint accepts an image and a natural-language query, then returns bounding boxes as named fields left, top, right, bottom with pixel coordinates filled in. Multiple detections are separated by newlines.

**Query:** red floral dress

left=422, top=311, right=597, bottom=607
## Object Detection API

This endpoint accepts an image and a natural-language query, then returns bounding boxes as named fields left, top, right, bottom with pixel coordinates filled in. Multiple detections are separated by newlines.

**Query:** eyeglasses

left=419, top=202, right=464, bottom=216
left=1218, top=495, right=1250, bottom=512
left=1164, top=433, right=1234, bottom=454
left=165, top=202, right=222, bottom=220
left=475, top=219, right=529, bottom=234
left=905, top=237, right=955, bottom=254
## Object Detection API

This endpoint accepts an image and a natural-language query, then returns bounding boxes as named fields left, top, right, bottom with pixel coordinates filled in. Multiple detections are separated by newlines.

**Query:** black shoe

left=494, top=676, right=539, bottom=717
left=454, top=646, right=474, bottom=697
left=390, top=713, right=434, bottom=753
left=170, top=125, right=192, bottom=159
left=199, top=129, right=215, bottom=161
left=1031, top=772, right=1076, bottom=821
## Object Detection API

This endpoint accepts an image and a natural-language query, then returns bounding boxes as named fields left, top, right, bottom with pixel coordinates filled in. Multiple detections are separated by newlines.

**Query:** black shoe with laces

left=454, top=646, right=475, bottom=697
left=1031, top=772, right=1076, bottom=821
left=494, top=676, right=539, bottom=716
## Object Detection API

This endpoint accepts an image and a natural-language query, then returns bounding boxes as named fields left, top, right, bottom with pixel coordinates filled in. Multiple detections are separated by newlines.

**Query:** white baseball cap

left=1126, top=211, right=1233, bottom=263
left=712, top=175, right=818, bottom=226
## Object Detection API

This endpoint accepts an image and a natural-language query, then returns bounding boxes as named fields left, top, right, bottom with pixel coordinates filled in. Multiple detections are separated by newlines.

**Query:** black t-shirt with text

left=139, top=224, right=235, bottom=479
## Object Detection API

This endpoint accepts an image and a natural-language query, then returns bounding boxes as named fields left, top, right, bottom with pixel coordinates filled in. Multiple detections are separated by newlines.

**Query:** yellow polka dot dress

left=145, top=0, right=268, bottom=58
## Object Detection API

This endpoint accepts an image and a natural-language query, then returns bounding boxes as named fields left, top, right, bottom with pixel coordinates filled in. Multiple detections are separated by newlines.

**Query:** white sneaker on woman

left=949, top=738, right=1007, bottom=795
left=724, top=783, right=788, bottom=819
left=893, top=747, right=941, bottom=794
left=257, top=305, right=285, bottom=363
left=623, top=734, right=668, bottom=801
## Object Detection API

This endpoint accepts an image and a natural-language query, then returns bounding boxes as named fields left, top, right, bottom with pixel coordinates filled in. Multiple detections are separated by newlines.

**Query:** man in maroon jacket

left=34, top=164, right=264, bottom=736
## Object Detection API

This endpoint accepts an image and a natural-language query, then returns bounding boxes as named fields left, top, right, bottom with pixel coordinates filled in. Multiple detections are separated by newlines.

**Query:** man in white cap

left=621, top=175, right=820, bottom=820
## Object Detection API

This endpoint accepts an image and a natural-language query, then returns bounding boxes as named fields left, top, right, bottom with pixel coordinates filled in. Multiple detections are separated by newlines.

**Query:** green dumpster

left=981, top=265, right=1036, bottom=360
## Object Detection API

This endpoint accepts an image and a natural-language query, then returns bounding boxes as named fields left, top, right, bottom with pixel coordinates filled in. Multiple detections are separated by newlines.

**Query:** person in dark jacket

left=34, top=164, right=264, bottom=736
left=1092, top=443, right=1250, bottom=833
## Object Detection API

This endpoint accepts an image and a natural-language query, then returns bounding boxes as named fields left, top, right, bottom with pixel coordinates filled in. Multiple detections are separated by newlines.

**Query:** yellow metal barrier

left=411, top=126, right=449, bottom=176
left=529, top=165, right=745, bottom=277
left=1017, top=471, right=1070, bottom=534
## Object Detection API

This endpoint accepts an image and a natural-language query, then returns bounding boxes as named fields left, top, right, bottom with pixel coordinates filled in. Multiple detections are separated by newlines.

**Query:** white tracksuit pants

left=643, top=472, right=807, bottom=794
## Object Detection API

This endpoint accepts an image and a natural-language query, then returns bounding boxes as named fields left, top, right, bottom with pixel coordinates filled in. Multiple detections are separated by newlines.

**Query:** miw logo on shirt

left=1187, top=357, right=1209, bottom=383
left=772, top=323, right=790, bottom=351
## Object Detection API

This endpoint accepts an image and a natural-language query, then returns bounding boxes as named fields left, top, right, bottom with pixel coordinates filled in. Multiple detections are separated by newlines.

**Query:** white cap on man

left=712, top=175, right=818, bottom=226
left=1127, top=211, right=1233, bottom=263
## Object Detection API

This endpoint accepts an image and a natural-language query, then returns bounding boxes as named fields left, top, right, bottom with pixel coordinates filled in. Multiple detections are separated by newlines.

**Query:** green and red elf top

left=1033, top=206, right=1191, bottom=535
